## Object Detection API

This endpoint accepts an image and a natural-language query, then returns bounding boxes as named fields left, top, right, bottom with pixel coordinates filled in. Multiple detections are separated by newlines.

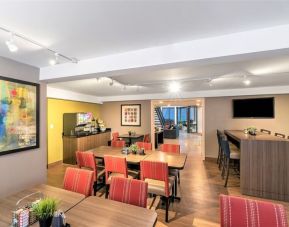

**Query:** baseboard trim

left=48, top=160, right=63, bottom=168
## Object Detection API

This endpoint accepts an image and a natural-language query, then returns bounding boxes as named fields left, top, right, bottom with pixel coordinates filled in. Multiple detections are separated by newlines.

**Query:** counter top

left=63, top=129, right=111, bottom=138
left=225, top=130, right=288, bottom=142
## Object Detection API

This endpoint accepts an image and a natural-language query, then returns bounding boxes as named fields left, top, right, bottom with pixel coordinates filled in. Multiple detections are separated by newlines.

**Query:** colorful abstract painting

left=121, top=104, right=141, bottom=126
left=0, top=76, right=39, bottom=156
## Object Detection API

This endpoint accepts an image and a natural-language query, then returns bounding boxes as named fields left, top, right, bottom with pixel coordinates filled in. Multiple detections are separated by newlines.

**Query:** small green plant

left=129, top=144, right=139, bottom=154
left=32, top=197, right=58, bottom=220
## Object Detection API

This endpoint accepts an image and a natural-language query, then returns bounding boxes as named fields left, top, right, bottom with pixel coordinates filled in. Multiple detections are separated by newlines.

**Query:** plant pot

left=39, top=216, right=53, bottom=227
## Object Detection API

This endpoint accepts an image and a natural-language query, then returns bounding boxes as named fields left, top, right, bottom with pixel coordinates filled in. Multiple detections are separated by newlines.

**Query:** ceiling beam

left=40, top=24, right=289, bottom=82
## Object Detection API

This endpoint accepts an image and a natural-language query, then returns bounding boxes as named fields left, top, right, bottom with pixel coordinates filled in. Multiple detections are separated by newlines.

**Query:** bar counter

left=225, top=130, right=289, bottom=202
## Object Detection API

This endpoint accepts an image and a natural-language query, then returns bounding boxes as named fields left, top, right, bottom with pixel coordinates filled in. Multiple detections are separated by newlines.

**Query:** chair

left=220, top=135, right=240, bottom=187
left=220, top=194, right=288, bottom=227
left=109, top=177, right=148, bottom=208
left=143, top=134, right=150, bottom=143
left=160, top=143, right=180, bottom=153
left=111, top=140, right=126, bottom=148
left=160, top=143, right=181, bottom=184
left=104, top=155, right=137, bottom=198
left=112, top=132, right=120, bottom=141
left=76, top=151, right=105, bottom=195
left=260, top=129, right=271, bottom=134
left=63, top=167, right=94, bottom=197
left=136, top=142, right=152, bottom=150
left=275, top=132, right=286, bottom=138
left=140, top=160, right=175, bottom=222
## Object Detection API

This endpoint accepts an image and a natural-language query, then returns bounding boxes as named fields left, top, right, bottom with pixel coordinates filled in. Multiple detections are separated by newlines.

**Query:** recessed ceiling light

left=243, top=76, right=251, bottom=86
left=168, top=82, right=181, bottom=92
left=159, top=101, right=163, bottom=104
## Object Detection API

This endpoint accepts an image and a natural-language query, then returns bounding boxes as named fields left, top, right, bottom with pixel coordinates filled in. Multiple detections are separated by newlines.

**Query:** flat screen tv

left=233, top=97, right=274, bottom=118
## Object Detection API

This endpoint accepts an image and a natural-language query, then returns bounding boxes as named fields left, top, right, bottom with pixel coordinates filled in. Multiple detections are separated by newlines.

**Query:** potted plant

left=246, top=127, right=257, bottom=136
left=129, top=144, right=139, bottom=154
left=128, top=130, right=132, bottom=136
left=32, top=197, right=58, bottom=227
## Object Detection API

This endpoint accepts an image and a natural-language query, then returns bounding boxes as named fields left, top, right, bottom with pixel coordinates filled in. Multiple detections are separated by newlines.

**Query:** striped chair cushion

left=111, top=140, right=126, bottom=148
left=110, top=177, right=148, bottom=208
left=220, top=194, right=288, bottom=227
left=76, top=151, right=98, bottom=181
left=160, top=144, right=180, bottom=154
left=136, top=142, right=152, bottom=150
left=140, top=160, right=170, bottom=197
left=104, top=155, right=128, bottom=184
left=63, top=167, right=94, bottom=197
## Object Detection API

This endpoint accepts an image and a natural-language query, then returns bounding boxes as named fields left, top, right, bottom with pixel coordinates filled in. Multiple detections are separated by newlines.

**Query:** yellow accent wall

left=47, top=98, right=101, bottom=164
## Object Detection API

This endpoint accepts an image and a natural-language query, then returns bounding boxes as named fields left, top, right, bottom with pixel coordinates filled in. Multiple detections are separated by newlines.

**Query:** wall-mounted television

left=232, top=97, right=274, bottom=118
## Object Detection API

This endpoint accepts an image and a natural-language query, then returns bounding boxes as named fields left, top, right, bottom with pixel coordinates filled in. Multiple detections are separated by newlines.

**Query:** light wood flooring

left=47, top=131, right=289, bottom=226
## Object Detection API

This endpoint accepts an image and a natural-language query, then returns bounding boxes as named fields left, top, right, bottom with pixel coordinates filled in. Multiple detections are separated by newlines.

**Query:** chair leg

left=218, top=149, right=223, bottom=170
left=105, top=185, right=109, bottom=199
left=178, top=171, right=180, bottom=184
left=224, top=159, right=230, bottom=187
left=165, top=197, right=169, bottom=223
left=221, top=157, right=225, bottom=178
left=174, top=177, right=177, bottom=198
left=217, top=146, right=220, bottom=164
left=93, top=182, right=97, bottom=196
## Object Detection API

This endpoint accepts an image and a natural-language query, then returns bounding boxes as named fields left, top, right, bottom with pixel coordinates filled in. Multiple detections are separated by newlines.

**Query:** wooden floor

left=47, top=131, right=289, bottom=226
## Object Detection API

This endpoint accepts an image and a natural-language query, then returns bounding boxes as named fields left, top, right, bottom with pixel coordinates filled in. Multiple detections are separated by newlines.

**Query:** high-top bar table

left=225, top=130, right=289, bottom=201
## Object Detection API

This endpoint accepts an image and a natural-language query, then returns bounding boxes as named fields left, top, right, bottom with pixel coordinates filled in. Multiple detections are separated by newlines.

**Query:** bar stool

left=220, top=135, right=240, bottom=187
left=260, top=129, right=271, bottom=134
left=275, top=132, right=285, bottom=138
left=216, top=130, right=223, bottom=168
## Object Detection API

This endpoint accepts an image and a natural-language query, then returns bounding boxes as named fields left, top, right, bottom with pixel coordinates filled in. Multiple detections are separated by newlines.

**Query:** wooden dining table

left=88, top=146, right=187, bottom=169
left=0, top=184, right=85, bottom=226
left=65, top=196, right=157, bottom=227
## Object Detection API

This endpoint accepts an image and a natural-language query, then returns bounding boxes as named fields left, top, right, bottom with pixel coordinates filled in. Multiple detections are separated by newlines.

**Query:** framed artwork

left=0, top=76, right=40, bottom=156
left=121, top=104, right=141, bottom=126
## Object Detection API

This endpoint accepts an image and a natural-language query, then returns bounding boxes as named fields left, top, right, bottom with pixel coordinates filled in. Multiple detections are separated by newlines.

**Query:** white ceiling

left=48, top=50, right=289, bottom=96
left=1, top=1, right=289, bottom=67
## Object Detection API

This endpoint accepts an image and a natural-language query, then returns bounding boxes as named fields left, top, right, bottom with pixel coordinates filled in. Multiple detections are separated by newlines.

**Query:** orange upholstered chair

left=220, top=194, right=288, bottom=227
left=136, top=142, right=152, bottom=150
left=160, top=143, right=180, bottom=153
left=63, top=167, right=94, bottom=197
left=111, top=140, right=126, bottom=148
left=112, top=132, right=120, bottom=141
left=109, top=177, right=148, bottom=208
left=140, top=160, right=175, bottom=222
left=76, top=151, right=105, bottom=195
left=104, top=155, right=136, bottom=198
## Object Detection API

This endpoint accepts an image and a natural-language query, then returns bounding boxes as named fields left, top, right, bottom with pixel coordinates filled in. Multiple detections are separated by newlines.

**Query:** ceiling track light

left=0, top=26, right=78, bottom=64
left=5, top=33, right=18, bottom=52
left=243, top=76, right=251, bottom=86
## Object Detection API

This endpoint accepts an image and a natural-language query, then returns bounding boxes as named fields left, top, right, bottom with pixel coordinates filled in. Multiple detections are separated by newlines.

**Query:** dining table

left=118, top=133, right=144, bottom=146
left=65, top=196, right=157, bottom=227
left=0, top=184, right=85, bottom=226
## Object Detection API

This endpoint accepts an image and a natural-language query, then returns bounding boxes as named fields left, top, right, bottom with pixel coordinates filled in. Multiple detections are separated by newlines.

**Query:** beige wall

left=0, top=56, right=47, bottom=198
left=100, top=100, right=151, bottom=137
left=205, top=94, right=289, bottom=158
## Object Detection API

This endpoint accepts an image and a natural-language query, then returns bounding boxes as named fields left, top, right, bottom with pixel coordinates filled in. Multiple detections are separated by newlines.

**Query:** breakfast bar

left=225, top=130, right=289, bottom=201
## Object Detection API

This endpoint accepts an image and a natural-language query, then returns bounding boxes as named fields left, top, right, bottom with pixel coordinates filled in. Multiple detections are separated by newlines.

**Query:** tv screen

left=233, top=97, right=274, bottom=118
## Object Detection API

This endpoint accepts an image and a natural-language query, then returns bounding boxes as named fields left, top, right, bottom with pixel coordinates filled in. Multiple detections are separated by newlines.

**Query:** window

left=162, top=107, right=175, bottom=123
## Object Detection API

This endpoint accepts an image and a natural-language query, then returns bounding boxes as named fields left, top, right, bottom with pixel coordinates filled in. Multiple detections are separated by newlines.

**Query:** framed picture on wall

left=121, top=104, right=141, bottom=126
left=0, top=76, right=40, bottom=156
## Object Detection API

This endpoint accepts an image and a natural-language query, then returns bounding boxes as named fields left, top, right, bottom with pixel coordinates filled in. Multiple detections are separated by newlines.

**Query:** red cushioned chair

left=111, top=140, right=126, bottom=148
left=143, top=134, right=150, bottom=143
left=140, top=160, right=175, bottom=222
left=109, top=177, right=148, bottom=208
left=112, top=132, right=120, bottom=141
left=104, top=155, right=137, bottom=198
left=160, top=143, right=180, bottom=153
left=63, top=167, right=94, bottom=197
left=136, top=142, right=152, bottom=150
left=161, top=143, right=181, bottom=185
left=220, top=194, right=288, bottom=227
left=76, top=151, right=105, bottom=196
